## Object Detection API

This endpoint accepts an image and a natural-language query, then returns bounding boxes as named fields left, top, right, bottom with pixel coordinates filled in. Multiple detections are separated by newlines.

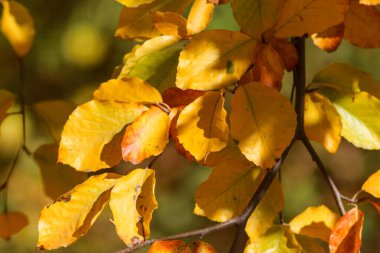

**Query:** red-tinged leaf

left=193, top=240, right=217, bottom=253
left=148, top=240, right=191, bottom=252
left=0, top=211, right=28, bottom=240
left=269, top=39, right=298, bottom=71
left=312, top=23, right=344, bottom=53
left=162, top=87, right=204, bottom=108
left=329, top=208, right=364, bottom=253
left=122, top=106, right=170, bottom=165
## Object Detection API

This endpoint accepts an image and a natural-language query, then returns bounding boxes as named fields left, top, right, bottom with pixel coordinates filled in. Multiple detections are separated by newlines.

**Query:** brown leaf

left=312, top=23, right=344, bottom=52
left=269, top=39, right=298, bottom=71
left=162, top=87, right=204, bottom=108
left=0, top=211, right=28, bottom=240
left=329, top=207, right=364, bottom=253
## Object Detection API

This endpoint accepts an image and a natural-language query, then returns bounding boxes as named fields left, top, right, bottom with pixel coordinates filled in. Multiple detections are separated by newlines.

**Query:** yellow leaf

left=148, top=240, right=191, bottom=253
left=362, top=170, right=380, bottom=198
left=110, top=169, right=158, bottom=246
left=344, top=0, right=380, bottom=48
left=59, top=100, right=147, bottom=172
left=0, top=0, right=35, bottom=57
left=116, top=0, right=155, bottom=7
left=194, top=147, right=261, bottom=222
left=359, top=0, right=380, bottom=4
left=93, top=78, right=162, bottom=103
left=122, top=106, right=170, bottom=164
left=176, top=91, right=228, bottom=161
left=245, top=178, right=284, bottom=240
left=152, top=11, right=188, bottom=38
left=193, top=240, right=217, bottom=253
left=274, top=0, right=347, bottom=38
left=33, top=100, right=76, bottom=142
left=289, top=205, right=339, bottom=242
left=187, top=0, right=215, bottom=36
left=176, top=30, right=257, bottom=91
left=304, top=92, right=342, bottom=153
left=311, top=23, right=344, bottom=53
left=37, top=174, right=118, bottom=250
left=0, top=211, right=28, bottom=240
left=230, top=83, right=296, bottom=168
left=0, top=89, right=14, bottom=125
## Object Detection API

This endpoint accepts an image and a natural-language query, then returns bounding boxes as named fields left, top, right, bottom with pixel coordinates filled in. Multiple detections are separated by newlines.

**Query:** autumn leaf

left=289, top=205, right=339, bottom=242
left=116, top=0, right=154, bottom=8
left=93, top=78, right=162, bottom=103
left=176, top=30, right=257, bottom=91
left=359, top=0, right=380, bottom=4
left=33, top=100, right=76, bottom=142
left=117, top=35, right=185, bottom=92
left=186, top=0, right=214, bottom=36
left=152, top=11, right=188, bottom=38
left=0, top=89, right=14, bottom=126
left=304, top=92, right=342, bottom=153
left=329, top=207, right=364, bottom=253
left=230, top=82, right=296, bottom=168
left=0, top=0, right=35, bottom=57
left=122, top=106, right=170, bottom=164
left=273, top=0, right=347, bottom=38
left=162, top=87, right=204, bottom=108
left=176, top=91, right=228, bottom=161
left=269, top=39, right=298, bottom=72
left=110, top=169, right=158, bottom=246
left=311, top=24, right=344, bottom=53
left=0, top=211, right=28, bottom=240
left=37, top=174, right=118, bottom=250
left=148, top=240, right=191, bottom=253
left=59, top=100, right=147, bottom=171
left=296, top=235, right=328, bottom=253
left=194, top=147, right=262, bottom=222
left=193, top=241, right=217, bottom=253
left=344, top=0, right=380, bottom=48
left=362, top=170, right=380, bottom=198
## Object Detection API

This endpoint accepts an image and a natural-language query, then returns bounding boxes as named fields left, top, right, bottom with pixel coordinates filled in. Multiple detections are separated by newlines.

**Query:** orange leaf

left=359, top=0, right=380, bottom=4
left=369, top=201, right=380, bottom=213
left=122, top=106, right=170, bottom=164
left=312, top=23, right=344, bottom=52
left=152, top=11, right=188, bottom=38
left=193, top=241, right=217, bottom=253
left=329, top=208, right=364, bottom=253
left=269, top=39, right=298, bottom=71
left=0, top=211, right=28, bottom=240
left=148, top=240, right=191, bottom=253
left=162, top=87, right=204, bottom=108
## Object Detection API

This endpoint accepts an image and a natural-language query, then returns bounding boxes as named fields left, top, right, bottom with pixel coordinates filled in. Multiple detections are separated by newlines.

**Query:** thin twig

left=293, top=37, right=306, bottom=139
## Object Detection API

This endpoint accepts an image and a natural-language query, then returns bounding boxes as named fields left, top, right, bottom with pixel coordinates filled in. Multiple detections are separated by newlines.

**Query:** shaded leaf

left=110, top=169, right=158, bottom=246
left=93, top=78, right=162, bottom=103
left=37, top=174, right=118, bottom=250
left=176, top=30, right=257, bottom=90
left=122, top=106, right=170, bottom=164
left=0, top=0, right=35, bottom=57
left=369, top=201, right=380, bottom=213
left=362, top=170, right=380, bottom=198
left=194, top=147, right=261, bottom=222
left=0, top=211, right=28, bottom=240
left=296, top=235, right=328, bottom=253
left=193, top=240, right=217, bottom=253
left=152, top=11, right=188, bottom=38
left=59, top=100, right=147, bottom=171
left=187, top=0, right=215, bottom=36
left=274, top=0, right=347, bottom=38
left=230, top=83, right=296, bottom=168
left=162, top=87, right=204, bottom=108
left=289, top=205, right=339, bottom=242
left=304, top=92, right=342, bottom=153
left=0, top=89, right=14, bottom=126
left=148, top=240, right=191, bottom=253
left=176, top=91, right=228, bottom=161
left=270, top=39, right=298, bottom=72
left=329, top=207, right=364, bottom=253
left=311, top=24, right=344, bottom=53
left=34, top=143, right=87, bottom=200
left=33, top=100, right=76, bottom=142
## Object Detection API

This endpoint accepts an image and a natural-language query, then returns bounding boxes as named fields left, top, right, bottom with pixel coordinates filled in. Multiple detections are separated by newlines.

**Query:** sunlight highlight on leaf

left=187, top=0, right=215, bottom=36
left=362, top=170, right=380, bottom=198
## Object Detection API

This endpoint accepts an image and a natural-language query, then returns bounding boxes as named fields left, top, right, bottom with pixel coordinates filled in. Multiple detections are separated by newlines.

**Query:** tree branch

left=293, top=37, right=306, bottom=139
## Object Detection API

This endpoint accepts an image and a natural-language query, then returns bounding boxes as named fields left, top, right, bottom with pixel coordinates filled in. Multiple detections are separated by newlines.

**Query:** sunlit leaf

left=118, top=35, right=186, bottom=92
left=311, top=24, right=344, bottom=53
left=33, top=100, right=76, bottom=142
left=37, top=174, right=118, bottom=250
left=194, top=147, right=261, bottom=222
left=110, top=169, right=158, bottom=246
left=329, top=207, right=364, bottom=253
left=245, top=178, right=284, bottom=240
left=176, top=30, right=257, bottom=91
left=187, top=0, right=215, bottom=36
left=59, top=100, right=147, bottom=171
left=176, top=91, right=228, bottom=161
left=304, top=92, right=342, bottom=153
left=0, top=0, right=35, bottom=57
left=344, top=1, right=380, bottom=48
left=289, top=205, right=339, bottom=242
left=93, top=78, right=162, bottom=103
left=148, top=240, right=191, bottom=253
left=193, top=240, right=217, bottom=253
left=274, top=0, right=347, bottom=38
left=359, top=0, right=380, bottom=4
left=162, top=87, right=204, bottom=108
left=362, top=170, right=380, bottom=198
left=34, top=143, right=87, bottom=200
left=230, top=82, right=296, bottom=168
left=122, top=106, right=170, bottom=164
left=116, top=0, right=154, bottom=7
left=231, top=0, right=283, bottom=39
left=152, top=11, right=188, bottom=37
left=0, top=211, right=28, bottom=240
left=115, top=0, right=190, bottom=40
left=0, top=89, right=14, bottom=126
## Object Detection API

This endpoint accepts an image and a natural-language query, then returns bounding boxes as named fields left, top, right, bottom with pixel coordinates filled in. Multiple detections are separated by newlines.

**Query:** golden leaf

left=37, top=174, right=118, bottom=250
left=311, top=24, right=344, bottom=53
left=152, top=11, right=188, bottom=38
left=110, top=169, right=158, bottom=246
left=230, top=83, right=296, bottom=168
left=0, top=211, right=28, bottom=240
left=362, top=170, right=380, bottom=198
left=148, top=240, right=191, bottom=252
left=0, top=0, right=35, bottom=57
left=304, top=92, right=342, bottom=153
left=187, top=0, right=215, bottom=36
left=289, top=205, right=339, bottom=242
left=359, top=0, right=380, bottom=4
left=122, top=106, right=170, bottom=164
left=116, top=0, right=155, bottom=7
left=176, top=91, right=228, bottom=161
left=59, top=100, right=147, bottom=171
left=93, top=78, right=162, bottom=103
left=176, top=30, right=257, bottom=90
left=193, top=241, right=217, bottom=253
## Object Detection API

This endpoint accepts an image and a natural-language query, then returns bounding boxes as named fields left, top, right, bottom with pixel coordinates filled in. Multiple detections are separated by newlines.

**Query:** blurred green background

left=0, top=1, right=380, bottom=252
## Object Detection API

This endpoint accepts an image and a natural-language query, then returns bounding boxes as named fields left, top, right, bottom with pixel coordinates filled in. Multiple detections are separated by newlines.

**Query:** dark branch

left=293, top=37, right=306, bottom=139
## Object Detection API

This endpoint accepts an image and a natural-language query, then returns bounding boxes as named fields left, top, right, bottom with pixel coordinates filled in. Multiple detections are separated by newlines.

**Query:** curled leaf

left=312, top=23, right=344, bottom=53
